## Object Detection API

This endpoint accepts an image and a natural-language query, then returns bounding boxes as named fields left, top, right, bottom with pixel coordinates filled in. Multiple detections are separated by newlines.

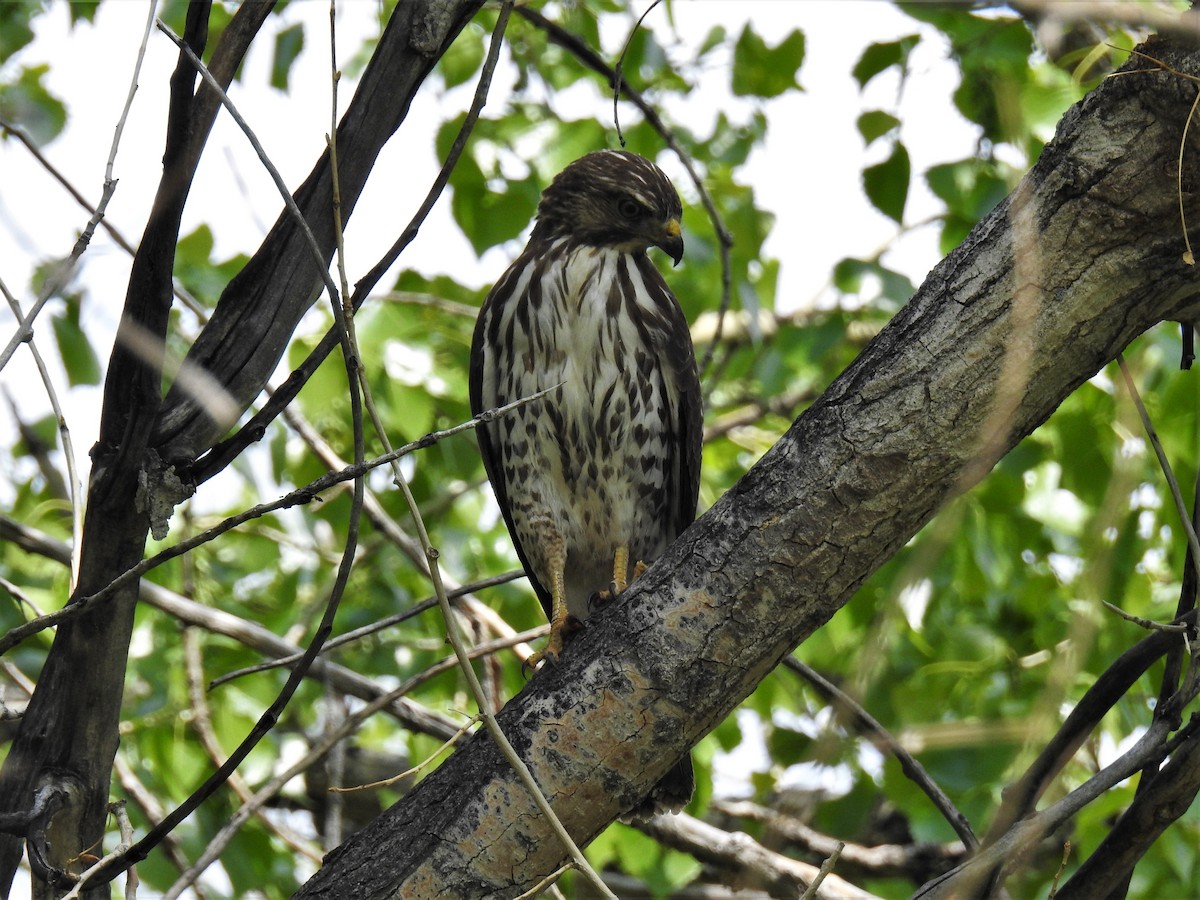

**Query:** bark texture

left=295, top=38, right=1200, bottom=899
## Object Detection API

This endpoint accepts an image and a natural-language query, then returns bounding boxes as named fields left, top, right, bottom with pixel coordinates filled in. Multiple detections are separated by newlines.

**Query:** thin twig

left=0, top=118, right=207, bottom=318
left=165, top=635, right=499, bottom=895
left=1117, top=355, right=1200, bottom=583
left=182, top=628, right=321, bottom=863
left=108, top=802, right=138, bottom=900
left=782, top=657, right=979, bottom=849
left=1101, top=598, right=1191, bottom=633
left=112, top=756, right=207, bottom=899
left=60, top=802, right=136, bottom=900
left=331, top=714, right=481, bottom=793
left=513, top=863, right=573, bottom=900
left=155, top=18, right=344, bottom=311
left=0, top=275, right=84, bottom=591
left=612, top=0, right=665, bottom=147
left=277, top=399, right=537, bottom=657
left=0, top=514, right=464, bottom=741
left=208, top=570, right=525, bottom=688
left=799, top=841, right=844, bottom=900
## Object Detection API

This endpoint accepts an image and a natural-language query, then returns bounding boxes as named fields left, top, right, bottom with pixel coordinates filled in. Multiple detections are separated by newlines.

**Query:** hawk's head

left=531, top=150, right=685, bottom=265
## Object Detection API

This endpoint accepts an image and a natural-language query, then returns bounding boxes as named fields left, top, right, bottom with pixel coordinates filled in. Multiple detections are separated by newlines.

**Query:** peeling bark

left=295, top=38, right=1200, bottom=899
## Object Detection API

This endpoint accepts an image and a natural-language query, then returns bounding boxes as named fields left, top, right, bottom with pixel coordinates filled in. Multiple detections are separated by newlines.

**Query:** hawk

left=469, top=149, right=702, bottom=817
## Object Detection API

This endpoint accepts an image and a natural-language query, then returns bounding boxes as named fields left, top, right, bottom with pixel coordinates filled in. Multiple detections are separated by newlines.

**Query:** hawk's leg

left=611, top=544, right=630, bottom=595
left=526, top=529, right=581, bottom=670
left=589, top=545, right=649, bottom=611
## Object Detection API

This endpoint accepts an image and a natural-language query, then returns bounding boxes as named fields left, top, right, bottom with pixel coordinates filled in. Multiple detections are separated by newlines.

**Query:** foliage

left=0, top=1, right=1195, bottom=897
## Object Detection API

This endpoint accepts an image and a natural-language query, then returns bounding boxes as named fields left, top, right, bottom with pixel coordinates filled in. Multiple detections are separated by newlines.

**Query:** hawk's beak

left=656, top=218, right=684, bottom=267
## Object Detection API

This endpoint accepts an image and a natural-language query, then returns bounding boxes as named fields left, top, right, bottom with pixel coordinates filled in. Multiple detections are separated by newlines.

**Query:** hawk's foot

left=522, top=614, right=584, bottom=676
left=587, top=559, right=649, bottom=612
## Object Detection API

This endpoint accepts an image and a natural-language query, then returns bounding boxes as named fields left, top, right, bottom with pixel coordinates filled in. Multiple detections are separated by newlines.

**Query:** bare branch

left=715, top=799, right=965, bottom=882
left=0, top=387, right=556, bottom=655
left=0, top=0, right=157, bottom=374
left=635, top=813, right=880, bottom=900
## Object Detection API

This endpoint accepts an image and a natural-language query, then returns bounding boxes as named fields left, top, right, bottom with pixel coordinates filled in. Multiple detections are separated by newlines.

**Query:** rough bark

left=295, top=38, right=1200, bottom=899
left=0, top=1, right=483, bottom=895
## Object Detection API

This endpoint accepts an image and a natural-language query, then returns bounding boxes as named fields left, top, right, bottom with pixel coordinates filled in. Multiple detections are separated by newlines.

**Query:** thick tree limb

left=0, top=6, right=488, bottom=885
left=294, top=38, right=1200, bottom=898
left=0, top=5, right=234, bottom=893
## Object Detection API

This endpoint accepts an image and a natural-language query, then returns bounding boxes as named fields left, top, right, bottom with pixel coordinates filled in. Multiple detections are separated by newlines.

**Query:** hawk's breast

left=483, top=243, right=680, bottom=614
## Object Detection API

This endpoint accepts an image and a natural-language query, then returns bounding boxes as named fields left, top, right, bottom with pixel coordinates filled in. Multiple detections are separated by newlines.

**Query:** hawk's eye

left=616, top=196, right=645, bottom=220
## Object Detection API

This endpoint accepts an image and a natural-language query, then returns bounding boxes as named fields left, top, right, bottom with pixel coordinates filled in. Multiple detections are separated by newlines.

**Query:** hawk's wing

left=637, top=254, right=703, bottom=537
left=469, top=254, right=556, bottom=621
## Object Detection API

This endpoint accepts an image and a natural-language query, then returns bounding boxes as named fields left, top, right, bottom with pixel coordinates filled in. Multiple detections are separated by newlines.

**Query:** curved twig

left=0, top=0, right=157, bottom=374
left=0, top=277, right=84, bottom=592
left=612, top=0, right=665, bottom=147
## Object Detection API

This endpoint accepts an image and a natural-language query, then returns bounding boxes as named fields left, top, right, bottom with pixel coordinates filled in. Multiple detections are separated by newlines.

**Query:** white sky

left=0, top=0, right=976, bottom=499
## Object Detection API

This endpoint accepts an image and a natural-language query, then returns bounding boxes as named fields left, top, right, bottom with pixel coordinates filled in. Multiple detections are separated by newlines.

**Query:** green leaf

left=0, top=1, right=38, bottom=62
left=51, top=306, right=101, bottom=387
left=438, top=22, right=484, bottom=89
left=731, top=25, right=805, bottom=98
left=270, top=23, right=305, bottom=91
left=697, top=24, right=726, bottom=57
left=852, top=35, right=919, bottom=88
left=0, top=65, right=67, bottom=145
left=926, top=158, right=1010, bottom=252
left=13, top=413, right=58, bottom=459
left=443, top=150, right=540, bottom=254
left=857, top=109, right=901, bottom=145
left=67, top=1, right=100, bottom=25
left=863, top=141, right=910, bottom=223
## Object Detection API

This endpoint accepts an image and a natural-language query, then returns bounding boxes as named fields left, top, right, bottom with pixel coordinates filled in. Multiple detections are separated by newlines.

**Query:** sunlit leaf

left=731, top=25, right=805, bottom=98
left=852, top=34, right=919, bottom=88
left=270, top=23, right=305, bottom=91
left=857, top=109, right=901, bottom=145
left=862, top=140, right=910, bottom=223
left=0, top=65, right=67, bottom=145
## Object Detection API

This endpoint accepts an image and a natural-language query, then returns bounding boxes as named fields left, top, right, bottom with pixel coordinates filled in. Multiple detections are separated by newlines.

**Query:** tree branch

left=635, top=812, right=878, bottom=900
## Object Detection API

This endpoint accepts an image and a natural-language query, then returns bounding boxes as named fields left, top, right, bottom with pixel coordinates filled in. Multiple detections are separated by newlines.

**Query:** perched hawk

left=469, top=150, right=702, bottom=817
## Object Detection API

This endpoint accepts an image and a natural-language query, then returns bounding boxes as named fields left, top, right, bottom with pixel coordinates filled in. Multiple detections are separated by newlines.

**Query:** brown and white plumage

left=469, top=150, right=701, bottom=817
